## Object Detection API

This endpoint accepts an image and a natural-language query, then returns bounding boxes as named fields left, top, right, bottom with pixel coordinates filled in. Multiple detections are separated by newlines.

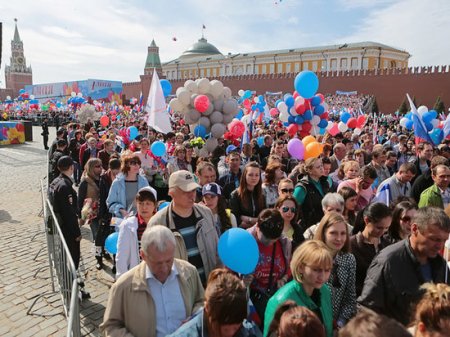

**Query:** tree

left=433, top=96, right=446, bottom=114
left=398, top=98, right=408, bottom=115
left=371, top=97, right=379, bottom=114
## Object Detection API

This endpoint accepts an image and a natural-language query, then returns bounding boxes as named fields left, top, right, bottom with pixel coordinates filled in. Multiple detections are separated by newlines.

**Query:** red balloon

left=229, top=121, right=245, bottom=138
left=293, top=91, right=299, bottom=99
left=347, top=117, right=357, bottom=129
left=320, top=112, right=328, bottom=120
left=194, top=95, right=210, bottom=113
left=179, top=119, right=185, bottom=125
left=317, top=93, right=324, bottom=103
left=287, top=124, right=299, bottom=137
left=295, top=103, right=306, bottom=115
left=270, top=108, right=279, bottom=117
left=243, top=99, right=251, bottom=109
left=302, top=121, right=312, bottom=133
left=304, top=100, right=312, bottom=111
left=356, top=115, right=366, bottom=128
left=111, top=115, right=117, bottom=121
left=100, top=115, right=110, bottom=127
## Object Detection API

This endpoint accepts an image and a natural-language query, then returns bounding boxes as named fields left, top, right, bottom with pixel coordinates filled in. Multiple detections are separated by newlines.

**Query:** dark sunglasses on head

left=401, top=216, right=411, bottom=222
left=129, top=161, right=140, bottom=166
left=281, top=188, right=294, bottom=194
left=281, top=206, right=296, bottom=213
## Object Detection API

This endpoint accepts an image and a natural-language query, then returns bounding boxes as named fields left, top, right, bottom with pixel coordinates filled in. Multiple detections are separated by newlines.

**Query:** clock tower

left=5, top=19, right=33, bottom=97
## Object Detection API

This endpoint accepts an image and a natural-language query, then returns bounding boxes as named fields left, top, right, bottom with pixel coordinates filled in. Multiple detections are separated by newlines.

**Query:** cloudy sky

left=1, top=0, right=449, bottom=87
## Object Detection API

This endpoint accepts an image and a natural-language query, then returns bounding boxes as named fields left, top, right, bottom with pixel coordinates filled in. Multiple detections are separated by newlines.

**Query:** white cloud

left=338, top=0, right=450, bottom=66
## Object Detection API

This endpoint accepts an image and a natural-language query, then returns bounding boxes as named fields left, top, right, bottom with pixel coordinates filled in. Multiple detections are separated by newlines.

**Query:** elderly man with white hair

left=100, top=225, right=204, bottom=337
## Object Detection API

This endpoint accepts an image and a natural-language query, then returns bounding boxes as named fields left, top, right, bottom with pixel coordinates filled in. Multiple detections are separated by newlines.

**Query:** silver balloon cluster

left=169, top=78, right=239, bottom=153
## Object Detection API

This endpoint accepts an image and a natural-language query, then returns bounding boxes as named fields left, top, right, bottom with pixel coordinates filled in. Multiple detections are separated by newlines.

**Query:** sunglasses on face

left=281, top=188, right=294, bottom=193
left=281, top=206, right=296, bottom=213
left=129, top=161, right=141, bottom=166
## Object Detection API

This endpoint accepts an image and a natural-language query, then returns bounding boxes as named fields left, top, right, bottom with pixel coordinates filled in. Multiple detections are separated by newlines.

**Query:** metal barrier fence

left=27, top=180, right=81, bottom=337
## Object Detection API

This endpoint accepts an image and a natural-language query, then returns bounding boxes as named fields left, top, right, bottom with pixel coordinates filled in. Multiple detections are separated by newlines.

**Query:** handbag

left=250, top=242, right=278, bottom=324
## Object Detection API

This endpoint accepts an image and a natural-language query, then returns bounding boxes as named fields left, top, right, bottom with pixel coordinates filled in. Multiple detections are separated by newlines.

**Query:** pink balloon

left=194, top=95, right=210, bottom=113
left=270, top=108, right=279, bottom=117
left=287, top=138, right=305, bottom=160
left=100, top=115, right=109, bottom=127
left=229, top=120, right=245, bottom=138
left=347, top=117, right=357, bottom=129
left=356, top=115, right=366, bottom=128
left=328, top=123, right=340, bottom=136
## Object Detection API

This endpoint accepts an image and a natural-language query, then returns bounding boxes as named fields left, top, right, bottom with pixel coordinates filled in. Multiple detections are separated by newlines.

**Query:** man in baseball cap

left=149, top=170, right=218, bottom=284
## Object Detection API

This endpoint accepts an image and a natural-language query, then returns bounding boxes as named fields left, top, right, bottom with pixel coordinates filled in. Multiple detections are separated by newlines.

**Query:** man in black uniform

left=41, top=118, right=50, bottom=150
left=49, top=139, right=68, bottom=183
left=49, top=156, right=90, bottom=299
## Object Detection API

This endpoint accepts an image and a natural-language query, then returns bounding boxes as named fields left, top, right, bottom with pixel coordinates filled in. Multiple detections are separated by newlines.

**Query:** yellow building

left=162, top=38, right=410, bottom=80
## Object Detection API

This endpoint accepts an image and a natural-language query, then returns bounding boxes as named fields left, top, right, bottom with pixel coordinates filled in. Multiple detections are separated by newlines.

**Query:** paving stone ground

left=0, top=127, right=114, bottom=337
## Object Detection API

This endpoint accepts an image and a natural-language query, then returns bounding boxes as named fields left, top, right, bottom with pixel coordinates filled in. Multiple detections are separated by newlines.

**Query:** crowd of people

left=44, top=103, right=450, bottom=337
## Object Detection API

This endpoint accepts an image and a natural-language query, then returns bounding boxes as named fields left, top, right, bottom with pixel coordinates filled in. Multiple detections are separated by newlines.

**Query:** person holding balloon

left=247, top=209, right=292, bottom=327
left=115, top=187, right=157, bottom=279
left=135, top=138, right=157, bottom=183
left=230, top=161, right=265, bottom=228
left=106, top=151, right=154, bottom=219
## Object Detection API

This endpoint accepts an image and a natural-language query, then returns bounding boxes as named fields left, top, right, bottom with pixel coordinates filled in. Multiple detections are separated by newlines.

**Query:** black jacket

left=229, top=189, right=264, bottom=227
left=357, top=239, right=450, bottom=325
left=410, top=171, right=433, bottom=203
left=296, top=175, right=330, bottom=230
left=49, top=173, right=80, bottom=241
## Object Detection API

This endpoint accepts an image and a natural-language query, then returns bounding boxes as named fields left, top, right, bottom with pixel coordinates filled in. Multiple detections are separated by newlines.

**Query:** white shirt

left=146, top=264, right=186, bottom=337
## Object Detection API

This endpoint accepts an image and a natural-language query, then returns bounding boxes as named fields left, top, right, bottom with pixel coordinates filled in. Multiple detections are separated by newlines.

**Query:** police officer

left=49, top=139, right=68, bottom=183
left=41, top=118, right=50, bottom=150
left=49, top=156, right=90, bottom=299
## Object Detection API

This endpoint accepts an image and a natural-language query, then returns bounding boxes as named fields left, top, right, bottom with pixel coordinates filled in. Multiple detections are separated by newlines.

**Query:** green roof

left=180, top=37, right=222, bottom=59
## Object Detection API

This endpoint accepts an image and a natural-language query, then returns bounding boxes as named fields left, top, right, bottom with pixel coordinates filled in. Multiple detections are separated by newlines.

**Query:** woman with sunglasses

left=275, top=196, right=304, bottom=249
left=278, top=178, right=295, bottom=198
left=384, top=200, right=418, bottom=244
left=247, top=209, right=292, bottom=327
left=314, top=212, right=357, bottom=329
left=107, top=151, right=154, bottom=219
left=78, top=158, right=103, bottom=268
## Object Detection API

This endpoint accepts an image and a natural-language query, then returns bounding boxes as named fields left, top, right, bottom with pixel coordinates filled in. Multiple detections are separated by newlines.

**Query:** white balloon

left=289, top=106, right=298, bottom=116
left=177, top=88, right=191, bottom=106
left=311, top=126, right=320, bottom=136
left=222, top=87, right=232, bottom=99
left=210, top=80, right=224, bottom=98
left=279, top=111, right=289, bottom=123
left=185, top=80, right=198, bottom=94
left=399, top=117, right=408, bottom=128
left=211, top=123, right=226, bottom=138
left=353, top=128, right=362, bottom=136
left=277, top=102, right=288, bottom=114
left=197, top=78, right=211, bottom=94
left=71, top=92, right=76, bottom=97
left=417, top=105, right=428, bottom=116
left=254, top=97, right=260, bottom=104
left=311, top=115, right=321, bottom=126
left=322, top=102, right=329, bottom=112
left=77, top=92, right=83, bottom=98
left=326, top=121, right=334, bottom=131
left=6, top=96, right=11, bottom=100
left=205, top=137, right=219, bottom=152
left=431, top=119, right=440, bottom=128
left=30, top=95, right=35, bottom=100
left=338, top=121, right=348, bottom=133
left=294, top=96, right=305, bottom=107
left=198, top=116, right=211, bottom=128
left=238, top=89, right=245, bottom=97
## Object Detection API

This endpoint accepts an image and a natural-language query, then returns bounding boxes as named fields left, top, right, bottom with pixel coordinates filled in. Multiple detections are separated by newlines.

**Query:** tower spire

left=13, top=18, right=21, bottom=42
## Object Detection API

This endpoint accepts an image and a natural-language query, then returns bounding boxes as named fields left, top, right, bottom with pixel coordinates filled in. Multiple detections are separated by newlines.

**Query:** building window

left=295, top=63, right=300, bottom=72
left=225, top=65, right=230, bottom=75
left=390, top=60, right=396, bottom=68
left=340, top=58, right=348, bottom=70
left=270, top=64, right=275, bottom=73
left=362, top=58, right=369, bottom=70
left=330, top=59, right=337, bottom=70
left=262, top=64, right=267, bottom=74
left=286, top=63, right=291, bottom=73
left=383, top=60, right=388, bottom=69
left=351, top=57, right=358, bottom=69
left=312, top=61, right=318, bottom=71
left=213, top=68, right=217, bottom=76
left=246, top=64, right=252, bottom=74
left=206, top=68, right=210, bottom=76
left=255, top=65, right=259, bottom=74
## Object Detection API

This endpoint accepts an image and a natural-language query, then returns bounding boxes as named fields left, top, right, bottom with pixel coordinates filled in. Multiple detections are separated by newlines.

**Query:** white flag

left=145, top=70, right=172, bottom=134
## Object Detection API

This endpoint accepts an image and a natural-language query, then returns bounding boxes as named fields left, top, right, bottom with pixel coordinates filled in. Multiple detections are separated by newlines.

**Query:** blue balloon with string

left=105, top=232, right=119, bottom=254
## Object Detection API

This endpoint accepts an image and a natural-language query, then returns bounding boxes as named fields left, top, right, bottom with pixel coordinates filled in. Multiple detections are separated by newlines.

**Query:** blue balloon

left=422, top=111, right=433, bottom=124
left=235, top=109, right=244, bottom=120
left=19, top=89, right=26, bottom=94
left=244, top=90, right=252, bottom=99
left=294, top=71, right=319, bottom=99
left=257, top=136, right=264, bottom=147
left=194, top=125, right=207, bottom=138
left=251, top=104, right=257, bottom=111
left=318, top=119, right=328, bottom=128
left=284, top=94, right=295, bottom=108
left=258, top=95, right=265, bottom=103
left=128, top=126, right=139, bottom=140
left=158, top=201, right=170, bottom=211
left=405, top=120, right=413, bottom=130
left=314, top=105, right=325, bottom=115
left=160, top=79, right=172, bottom=97
left=295, top=115, right=304, bottom=125
left=303, top=110, right=313, bottom=121
left=18, top=96, right=23, bottom=101
left=288, top=116, right=296, bottom=124
left=428, top=110, right=437, bottom=120
left=283, top=122, right=290, bottom=127
left=218, top=228, right=259, bottom=275
left=151, top=141, right=166, bottom=157
left=340, top=112, right=351, bottom=124
left=105, top=232, right=119, bottom=254
left=405, top=112, right=412, bottom=120
left=425, top=122, right=433, bottom=132
left=319, top=128, right=326, bottom=136
left=311, top=95, right=321, bottom=106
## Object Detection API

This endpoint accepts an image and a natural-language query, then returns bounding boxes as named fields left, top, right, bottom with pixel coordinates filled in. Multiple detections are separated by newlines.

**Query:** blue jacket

left=106, top=173, right=151, bottom=217
left=167, top=309, right=262, bottom=337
